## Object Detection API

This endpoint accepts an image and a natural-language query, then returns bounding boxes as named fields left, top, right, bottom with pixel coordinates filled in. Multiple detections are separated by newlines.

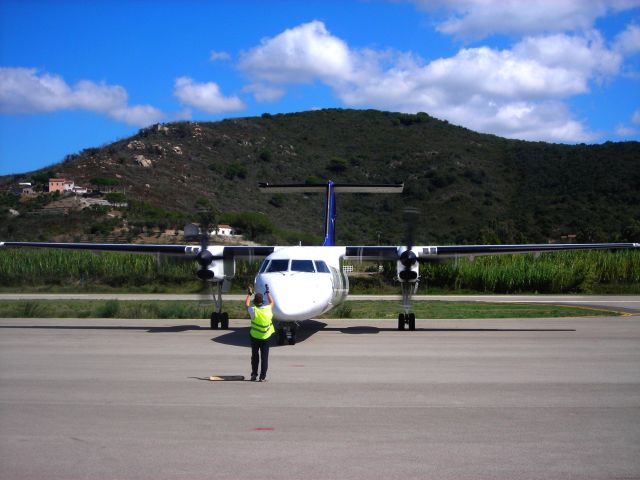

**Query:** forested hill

left=1, top=109, right=639, bottom=245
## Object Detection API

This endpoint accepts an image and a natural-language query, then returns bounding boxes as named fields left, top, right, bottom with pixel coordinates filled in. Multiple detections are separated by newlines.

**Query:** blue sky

left=1, top=0, right=639, bottom=175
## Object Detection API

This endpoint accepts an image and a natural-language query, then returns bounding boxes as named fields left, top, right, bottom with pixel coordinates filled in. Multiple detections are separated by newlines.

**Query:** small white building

left=214, top=224, right=236, bottom=236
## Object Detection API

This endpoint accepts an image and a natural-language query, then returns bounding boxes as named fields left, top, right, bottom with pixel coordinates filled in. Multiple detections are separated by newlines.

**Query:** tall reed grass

left=423, top=250, right=640, bottom=293
left=0, top=249, right=194, bottom=287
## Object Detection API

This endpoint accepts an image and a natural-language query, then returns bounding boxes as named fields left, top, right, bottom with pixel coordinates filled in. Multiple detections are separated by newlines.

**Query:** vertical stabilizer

left=323, top=180, right=336, bottom=246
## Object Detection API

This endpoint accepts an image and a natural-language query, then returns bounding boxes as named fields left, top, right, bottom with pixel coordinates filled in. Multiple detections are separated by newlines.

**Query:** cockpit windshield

left=266, top=259, right=289, bottom=272
left=291, top=260, right=315, bottom=272
left=314, top=260, right=330, bottom=273
left=262, top=259, right=330, bottom=273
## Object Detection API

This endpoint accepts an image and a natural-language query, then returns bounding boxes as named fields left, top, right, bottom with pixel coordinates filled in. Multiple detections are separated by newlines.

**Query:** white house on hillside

left=214, top=224, right=236, bottom=236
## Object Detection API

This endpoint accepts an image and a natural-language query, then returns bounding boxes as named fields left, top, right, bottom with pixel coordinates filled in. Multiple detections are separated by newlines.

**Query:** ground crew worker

left=245, top=284, right=275, bottom=382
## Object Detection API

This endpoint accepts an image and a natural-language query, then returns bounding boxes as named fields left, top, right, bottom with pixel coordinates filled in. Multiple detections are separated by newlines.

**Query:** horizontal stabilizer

left=258, top=183, right=404, bottom=194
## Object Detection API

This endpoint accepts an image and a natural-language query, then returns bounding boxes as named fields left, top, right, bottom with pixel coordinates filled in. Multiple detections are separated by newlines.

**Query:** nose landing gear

left=276, top=322, right=298, bottom=345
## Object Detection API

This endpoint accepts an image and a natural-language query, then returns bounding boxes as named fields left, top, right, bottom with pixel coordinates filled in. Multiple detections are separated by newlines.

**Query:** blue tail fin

left=323, top=181, right=336, bottom=246
left=258, top=182, right=404, bottom=245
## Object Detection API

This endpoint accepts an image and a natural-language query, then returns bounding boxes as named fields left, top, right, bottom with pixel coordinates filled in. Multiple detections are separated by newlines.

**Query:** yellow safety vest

left=250, top=305, right=275, bottom=340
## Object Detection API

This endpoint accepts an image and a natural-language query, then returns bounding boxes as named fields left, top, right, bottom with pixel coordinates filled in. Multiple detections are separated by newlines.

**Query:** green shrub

left=98, top=300, right=120, bottom=318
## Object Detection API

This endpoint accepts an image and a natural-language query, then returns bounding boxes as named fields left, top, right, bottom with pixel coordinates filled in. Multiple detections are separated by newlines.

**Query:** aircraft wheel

left=221, top=312, right=229, bottom=329
left=408, top=313, right=416, bottom=331
left=210, top=312, right=219, bottom=330
left=277, top=329, right=285, bottom=346
left=398, top=313, right=405, bottom=331
left=288, top=333, right=296, bottom=345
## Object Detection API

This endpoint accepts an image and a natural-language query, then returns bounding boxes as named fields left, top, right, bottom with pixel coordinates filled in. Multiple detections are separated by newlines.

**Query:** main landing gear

left=209, top=282, right=229, bottom=330
left=211, top=311, right=229, bottom=330
left=398, top=312, right=416, bottom=331
left=276, top=321, right=298, bottom=345
left=398, top=281, right=417, bottom=331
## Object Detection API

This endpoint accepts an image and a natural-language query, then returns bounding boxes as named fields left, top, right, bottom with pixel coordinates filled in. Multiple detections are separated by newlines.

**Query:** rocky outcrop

left=134, top=155, right=153, bottom=168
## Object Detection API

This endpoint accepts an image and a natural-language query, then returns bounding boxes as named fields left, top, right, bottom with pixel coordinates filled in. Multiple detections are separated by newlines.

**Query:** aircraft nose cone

left=256, top=273, right=324, bottom=320
left=267, top=284, right=303, bottom=318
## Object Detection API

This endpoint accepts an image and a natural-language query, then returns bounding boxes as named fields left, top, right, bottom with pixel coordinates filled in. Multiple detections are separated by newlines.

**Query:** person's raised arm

left=245, top=285, right=253, bottom=308
left=265, top=284, right=274, bottom=307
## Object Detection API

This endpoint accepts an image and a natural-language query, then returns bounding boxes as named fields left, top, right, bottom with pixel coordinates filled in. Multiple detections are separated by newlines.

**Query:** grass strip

left=0, top=300, right=621, bottom=319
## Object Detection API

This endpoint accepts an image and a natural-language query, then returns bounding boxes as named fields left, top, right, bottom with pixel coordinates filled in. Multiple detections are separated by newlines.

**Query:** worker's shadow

left=211, top=320, right=328, bottom=348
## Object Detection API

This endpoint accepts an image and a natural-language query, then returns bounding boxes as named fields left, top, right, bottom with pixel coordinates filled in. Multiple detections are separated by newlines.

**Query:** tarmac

left=1, top=304, right=639, bottom=479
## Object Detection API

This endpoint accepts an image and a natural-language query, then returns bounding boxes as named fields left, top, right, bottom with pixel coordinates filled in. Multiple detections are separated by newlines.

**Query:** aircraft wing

left=0, top=241, right=276, bottom=259
left=344, top=242, right=640, bottom=261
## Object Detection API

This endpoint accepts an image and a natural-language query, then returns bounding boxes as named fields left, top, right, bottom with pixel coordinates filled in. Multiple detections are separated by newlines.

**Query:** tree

left=222, top=212, right=274, bottom=241
left=327, top=157, right=347, bottom=173
left=224, top=162, right=247, bottom=180
left=259, top=149, right=272, bottom=162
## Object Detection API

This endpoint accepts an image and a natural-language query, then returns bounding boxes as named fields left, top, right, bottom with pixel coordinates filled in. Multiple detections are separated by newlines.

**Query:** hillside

left=1, top=109, right=639, bottom=245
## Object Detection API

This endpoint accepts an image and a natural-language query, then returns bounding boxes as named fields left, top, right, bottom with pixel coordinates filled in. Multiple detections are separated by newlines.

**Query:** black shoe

left=250, top=374, right=257, bottom=381
left=258, top=378, right=267, bottom=382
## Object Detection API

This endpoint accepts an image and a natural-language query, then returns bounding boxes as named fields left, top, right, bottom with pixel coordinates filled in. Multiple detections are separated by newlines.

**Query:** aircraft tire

left=210, top=312, right=219, bottom=330
left=221, top=312, right=229, bottom=329
left=277, top=329, right=285, bottom=346
left=398, top=313, right=405, bottom=331
left=408, top=313, right=416, bottom=331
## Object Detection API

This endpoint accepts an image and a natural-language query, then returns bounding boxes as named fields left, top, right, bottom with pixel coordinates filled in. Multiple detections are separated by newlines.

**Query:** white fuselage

left=253, top=246, right=348, bottom=321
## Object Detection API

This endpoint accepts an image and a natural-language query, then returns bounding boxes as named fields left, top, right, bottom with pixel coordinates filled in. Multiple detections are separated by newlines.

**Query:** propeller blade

left=198, top=280, right=214, bottom=307
left=403, top=207, right=419, bottom=250
left=399, top=207, right=421, bottom=314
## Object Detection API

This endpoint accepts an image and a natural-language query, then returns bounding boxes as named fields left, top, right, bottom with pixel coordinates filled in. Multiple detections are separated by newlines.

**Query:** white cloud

left=242, top=83, right=286, bottom=102
left=614, top=23, right=640, bottom=55
left=209, top=50, right=231, bottom=61
left=455, top=100, right=596, bottom=142
left=172, top=108, right=193, bottom=121
left=514, top=32, right=622, bottom=80
left=109, top=105, right=165, bottom=126
left=411, top=0, right=640, bottom=40
left=238, top=21, right=354, bottom=84
left=632, top=109, right=640, bottom=123
left=238, top=21, right=624, bottom=142
left=173, top=76, right=245, bottom=114
left=615, top=123, right=636, bottom=136
left=421, top=44, right=593, bottom=100
left=0, top=67, right=163, bottom=126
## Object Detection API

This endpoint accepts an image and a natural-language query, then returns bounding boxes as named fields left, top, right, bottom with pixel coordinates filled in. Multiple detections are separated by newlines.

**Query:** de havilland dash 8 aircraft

left=1, top=181, right=638, bottom=345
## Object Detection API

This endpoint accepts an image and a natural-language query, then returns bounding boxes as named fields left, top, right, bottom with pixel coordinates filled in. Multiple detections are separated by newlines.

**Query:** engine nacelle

left=397, top=247, right=420, bottom=283
left=204, top=258, right=235, bottom=282
left=189, top=245, right=235, bottom=282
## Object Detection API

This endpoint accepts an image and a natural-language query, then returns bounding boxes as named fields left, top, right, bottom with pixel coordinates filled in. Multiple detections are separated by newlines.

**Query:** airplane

left=1, top=180, right=638, bottom=345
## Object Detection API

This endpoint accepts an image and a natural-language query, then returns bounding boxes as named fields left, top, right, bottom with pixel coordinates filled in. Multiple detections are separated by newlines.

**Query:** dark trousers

left=251, top=336, right=270, bottom=379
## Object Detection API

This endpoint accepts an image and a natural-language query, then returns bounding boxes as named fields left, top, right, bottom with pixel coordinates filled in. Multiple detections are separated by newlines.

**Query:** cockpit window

left=258, top=260, right=269, bottom=273
left=291, top=260, right=315, bottom=273
left=266, top=259, right=289, bottom=272
left=314, top=260, right=330, bottom=273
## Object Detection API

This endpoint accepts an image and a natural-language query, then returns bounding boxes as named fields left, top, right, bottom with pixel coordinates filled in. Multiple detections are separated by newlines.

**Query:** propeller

left=195, top=209, right=216, bottom=280
left=398, top=207, right=420, bottom=316
left=192, top=210, right=219, bottom=306
left=398, top=207, right=419, bottom=282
